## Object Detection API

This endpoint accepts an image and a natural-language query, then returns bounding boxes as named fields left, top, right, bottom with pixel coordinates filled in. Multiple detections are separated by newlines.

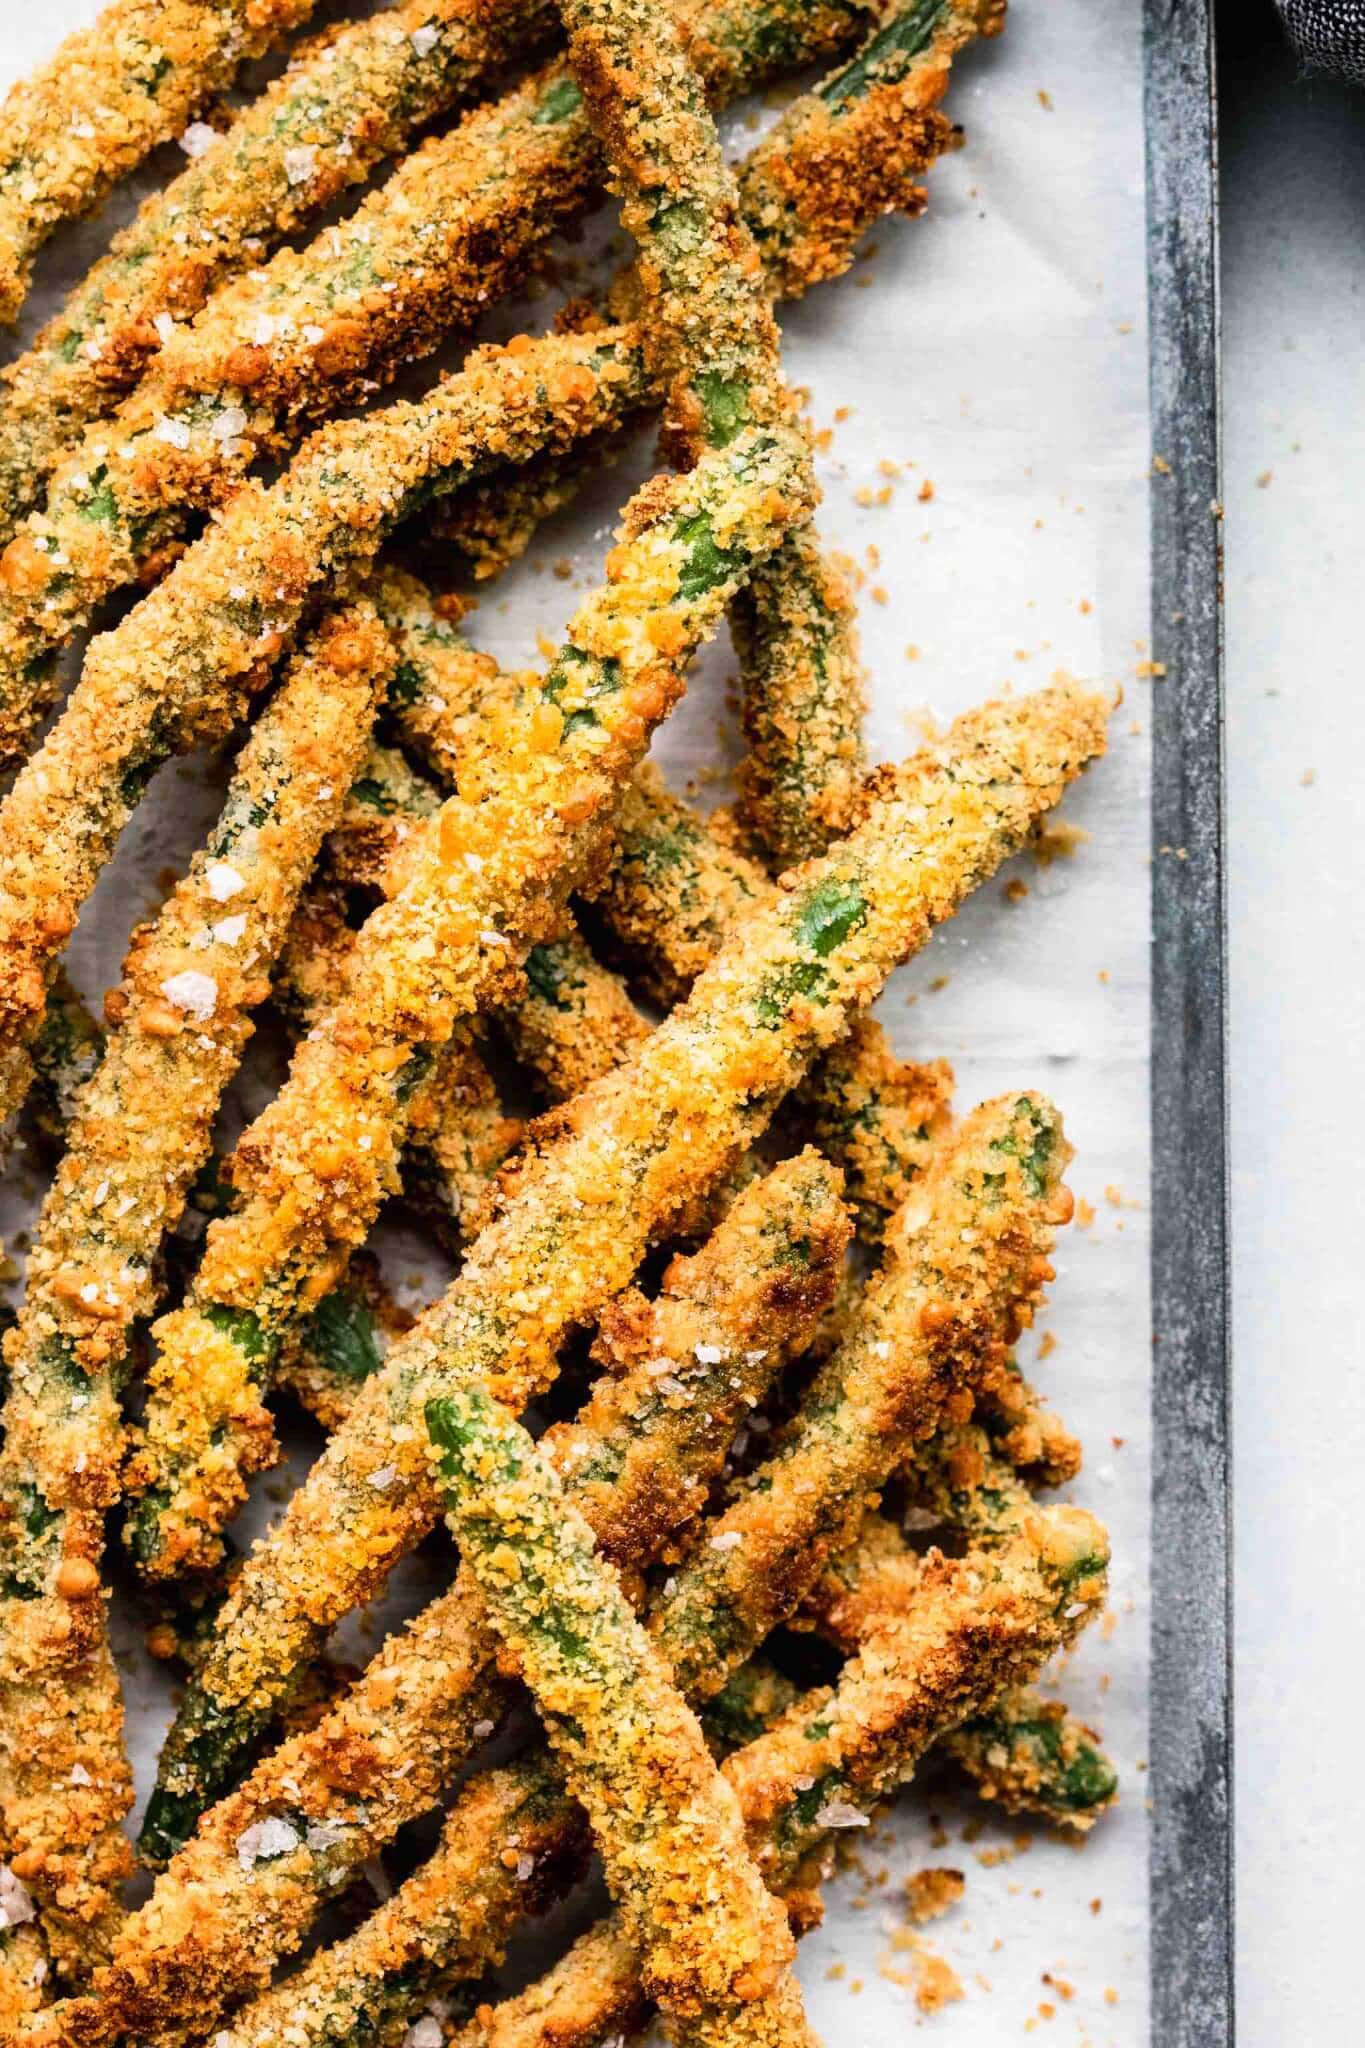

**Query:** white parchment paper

left=1, top=2, right=1153, bottom=2039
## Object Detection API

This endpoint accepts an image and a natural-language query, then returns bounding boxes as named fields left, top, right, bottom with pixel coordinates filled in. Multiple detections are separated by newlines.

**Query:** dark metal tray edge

left=1144, top=2, right=1233, bottom=2041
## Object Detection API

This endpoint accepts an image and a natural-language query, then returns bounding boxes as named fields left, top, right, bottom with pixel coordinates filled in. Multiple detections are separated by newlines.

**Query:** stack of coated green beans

left=0, top=2, right=1123, bottom=2043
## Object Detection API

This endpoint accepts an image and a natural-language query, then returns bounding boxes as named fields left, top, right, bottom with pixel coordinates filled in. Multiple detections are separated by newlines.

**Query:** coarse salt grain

left=0, top=1866, right=35, bottom=1930
left=160, top=970, right=217, bottom=1020
left=473, top=1719, right=495, bottom=1740
left=251, top=313, right=277, bottom=346
left=206, top=862, right=244, bottom=901
left=69, top=1763, right=92, bottom=1786
left=153, top=312, right=175, bottom=344
left=211, top=407, right=248, bottom=443
left=155, top=416, right=191, bottom=450
left=815, top=1799, right=868, bottom=1829
left=694, top=1343, right=723, bottom=1365
left=180, top=122, right=217, bottom=158
left=211, top=914, right=247, bottom=947
left=284, top=145, right=317, bottom=186
left=516, top=1853, right=535, bottom=1881
left=710, top=1530, right=743, bottom=1552
left=410, top=24, right=440, bottom=56
left=368, top=1465, right=397, bottom=1490
left=402, top=2019, right=444, bottom=2048
left=235, top=1816, right=301, bottom=1870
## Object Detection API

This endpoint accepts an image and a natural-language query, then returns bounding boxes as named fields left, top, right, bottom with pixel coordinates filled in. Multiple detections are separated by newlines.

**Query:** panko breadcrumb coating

left=0, top=24, right=946, bottom=1094
left=446, top=1501, right=1107, bottom=2048
left=136, top=682, right=1106, bottom=1868
left=28, top=1155, right=847, bottom=2045
left=0, top=0, right=558, bottom=535
left=372, top=584, right=953, bottom=1242
left=271, top=878, right=526, bottom=1254
left=0, top=0, right=320, bottom=325
left=0, top=0, right=885, bottom=758
left=124, top=421, right=812, bottom=1581
left=650, top=1092, right=1074, bottom=1701
left=427, top=1385, right=814, bottom=2048
left=0, top=602, right=392, bottom=1977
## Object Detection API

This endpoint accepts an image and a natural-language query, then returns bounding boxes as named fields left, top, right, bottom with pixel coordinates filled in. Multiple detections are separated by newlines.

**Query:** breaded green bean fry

left=0, top=27, right=962, bottom=1059
left=0, top=319, right=657, bottom=1123
left=272, top=878, right=526, bottom=1253
left=0, top=602, right=392, bottom=1975
left=373, top=589, right=952, bottom=1240
left=0, top=0, right=556, bottom=532
left=0, top=0, right=320, bottom=325
left=649, top=1093, right=1072, bottom=1699
left=426, top=1384, right=813, bottom=2048
left=804, top=1515, right=1117, bottom=1828
left=447, top=1502, right=1107, bottom=2048
left=0, top=0, right=881, bottom=754
left=125, top=421, right=811, bottom=1578
left=26, top=1154, right=846, bottom=2044
left=137, top=682, right=1106, bottom=1862
left=276, top=1252, right=415, bottom=1434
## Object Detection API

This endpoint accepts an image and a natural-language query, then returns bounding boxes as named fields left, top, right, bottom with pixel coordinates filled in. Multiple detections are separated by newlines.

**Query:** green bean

left=447, top=1500, right=1107, bottom=2048
left=0, top=0, right=321, bottom=326
left=0, top=0, right=880, bottom=759
left=271, top=878, right=526, bottom=1255
left=648, top=1092, right=1073, bottom=1700
left=124, top=420, right=810, bottom=1582
left=25, top=972, right=104, bottom=1154
left=136, top=681, right=1106, bottom=1866
left=372, top=579, right=953, bottom=1242
left=0, top=14, right=961, bottom=1077
left=0, top=0, right=558, bottom=535
left=426, top=1384, right=813, bottom=2048
left=804, top=1513, right=1117, bottom=1828
left=30, top=1153, right=846, bottom=2045
left=0, top=603, right=393, bottom=1976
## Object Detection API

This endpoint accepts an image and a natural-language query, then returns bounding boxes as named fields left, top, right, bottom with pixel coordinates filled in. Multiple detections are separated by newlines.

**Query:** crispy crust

left=0, top=0, right=557, bottom=535
left=0, top=0, right=318, bottom=325
left=0, top=603, right=392, bottom=1974
left=135, top=682, right=1104, bottom=1867
left=125, top=425, right=810, bottom=1580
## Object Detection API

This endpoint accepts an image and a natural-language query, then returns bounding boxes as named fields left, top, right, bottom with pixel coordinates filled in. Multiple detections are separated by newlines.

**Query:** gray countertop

left=1220, top=4, right=1365, bottom=2038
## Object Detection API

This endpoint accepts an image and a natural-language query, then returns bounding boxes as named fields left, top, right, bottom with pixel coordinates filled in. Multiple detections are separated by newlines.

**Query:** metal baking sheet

left=0, top=1, right=1230, bottom=2040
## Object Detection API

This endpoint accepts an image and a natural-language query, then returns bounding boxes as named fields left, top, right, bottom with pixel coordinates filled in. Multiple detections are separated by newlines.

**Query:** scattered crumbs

left=1042, top=1973, right=1075, bottom=2002
left=904, top=642, right=921, bottom=661
left=1032, top=817, right=1090, bottom=867
left=1078, top=597, right=1092, bottom=615
left=1090, top=1896, right=1103, bottom=1915
left=1097, top=968, right=1110, bottom=984
left=850, top=1978, right=865, bottom=1996
left=535, top=629, right=557, bottom=660
left=918, top=477, right=935, bottom=502
left=904, top=1867, right=965, bottom=1925
left=928, top=975, right=951, bottom=993
left=1037, top=87, right=1054, bottom=109
left=1300, top=767, right=1316, bottom=786
left=825, top=1961, right=846, bottom=1982
left=1135, top=659, right=1167, bottom=679
left=1004, top=876, right=1030, bottom=905
left=881, top=1928, right=965, bottom=2014
left=1257, top=470, right=1273, bottom=488
left=1151, top=453, right=1171, bottom=476
left=834, top=405, right=853, bottom=422
left=1103, top=1184, right=1122, bottom=1208
left=1038, top=1329, right=1058, bottom=1361
left=871, top=584, right=887, bottom=605
left=879, top=459, right=902, bottom=479
left=1075, top=1197, right=1096, bottom=1230
left=551, top=557, right=572, bottom=580
left=1112, top=1435, right=1125, bottom=1449
left=1104, top=1988, right=1119, bottom=2006
left=1038, top=2000, right=1056, bottom=2020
